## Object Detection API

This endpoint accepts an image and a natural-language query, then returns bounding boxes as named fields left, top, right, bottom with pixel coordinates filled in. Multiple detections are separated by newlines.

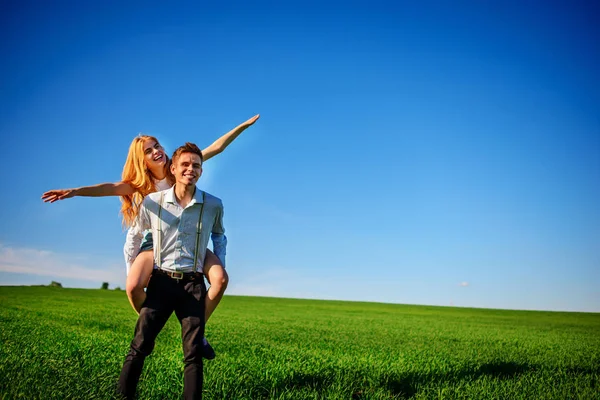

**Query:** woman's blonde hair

left=120, top=135, right=169, bottom=227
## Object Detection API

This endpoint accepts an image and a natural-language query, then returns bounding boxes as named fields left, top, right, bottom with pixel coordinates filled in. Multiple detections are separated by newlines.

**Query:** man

left=117, top=142, right=226, bottom=400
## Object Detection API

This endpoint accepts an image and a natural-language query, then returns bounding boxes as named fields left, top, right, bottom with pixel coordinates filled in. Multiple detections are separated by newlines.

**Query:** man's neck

left=173, top=183, right=196, bottom=208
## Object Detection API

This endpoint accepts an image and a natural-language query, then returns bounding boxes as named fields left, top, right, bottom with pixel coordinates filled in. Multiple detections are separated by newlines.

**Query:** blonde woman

left=42, top=114, right=259, bottom=359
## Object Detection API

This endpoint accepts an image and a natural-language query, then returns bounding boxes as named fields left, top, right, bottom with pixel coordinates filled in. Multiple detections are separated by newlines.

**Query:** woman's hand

left=41, top=188, right=78, bottom=203
left=243, top=114, right=260, bottom=127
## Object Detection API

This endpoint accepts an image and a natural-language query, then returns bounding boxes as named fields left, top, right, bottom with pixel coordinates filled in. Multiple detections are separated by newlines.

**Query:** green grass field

left=0, top=286, right=598, bottom=399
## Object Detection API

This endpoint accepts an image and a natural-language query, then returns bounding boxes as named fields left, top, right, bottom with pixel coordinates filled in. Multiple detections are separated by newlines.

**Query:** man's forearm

left=211, top=233, right=227, bottom=268
left=124, top=206, right=152, bottom=272
left=124, top=226, right=145, bottom=273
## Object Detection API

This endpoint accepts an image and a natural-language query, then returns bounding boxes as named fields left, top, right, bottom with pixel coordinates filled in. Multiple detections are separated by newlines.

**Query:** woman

left=42, top=114, right=259, bottom=358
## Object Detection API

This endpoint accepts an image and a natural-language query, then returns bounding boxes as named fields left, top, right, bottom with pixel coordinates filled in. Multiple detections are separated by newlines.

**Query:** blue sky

left=1, top=1, right=598, bottom=312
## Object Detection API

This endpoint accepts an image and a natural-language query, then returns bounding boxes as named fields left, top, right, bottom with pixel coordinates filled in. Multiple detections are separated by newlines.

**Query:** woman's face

left=143, top=139, right=166, bottom=170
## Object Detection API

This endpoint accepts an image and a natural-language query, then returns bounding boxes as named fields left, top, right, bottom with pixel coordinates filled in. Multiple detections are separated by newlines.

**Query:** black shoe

left=202, top=338, right=216, bottom=360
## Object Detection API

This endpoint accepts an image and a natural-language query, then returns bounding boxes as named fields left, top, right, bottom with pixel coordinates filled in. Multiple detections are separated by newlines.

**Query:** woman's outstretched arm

left=41, top=181, right=135, bottom=203
left=201, top=114, right=260, bottom=162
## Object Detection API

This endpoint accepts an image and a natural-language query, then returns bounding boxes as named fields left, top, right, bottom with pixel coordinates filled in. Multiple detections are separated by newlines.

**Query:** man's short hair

left=171, top=142, right=204, bottom=164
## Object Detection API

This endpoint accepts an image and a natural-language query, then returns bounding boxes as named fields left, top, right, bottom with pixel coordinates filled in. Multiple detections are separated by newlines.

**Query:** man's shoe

left=202, top=337, right=216, bottom=360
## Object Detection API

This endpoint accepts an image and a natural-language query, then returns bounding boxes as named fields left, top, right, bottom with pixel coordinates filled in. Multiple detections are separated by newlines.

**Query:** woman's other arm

left=201, top=114, right=260, bottom=162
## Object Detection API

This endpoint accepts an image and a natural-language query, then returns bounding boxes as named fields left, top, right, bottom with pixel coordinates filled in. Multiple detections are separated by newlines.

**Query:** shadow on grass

left=263, top=361, right=533, bottom=399
left=473, top=361, right=531, bottom=379
left=273, top=370, right=331, bottom=392
left=376, top=361, right=533, bottom=399
left=261, top=361, right=599, bottom=399
left=374, top=362, right=600, bottom=399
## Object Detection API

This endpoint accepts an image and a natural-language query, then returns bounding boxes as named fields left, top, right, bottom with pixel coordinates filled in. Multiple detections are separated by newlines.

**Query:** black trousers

left=117, top=271, right=207, bottom=400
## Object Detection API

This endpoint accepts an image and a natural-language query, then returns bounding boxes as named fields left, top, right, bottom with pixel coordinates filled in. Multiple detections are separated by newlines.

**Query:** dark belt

left=154, top=268, right=203, bottom=282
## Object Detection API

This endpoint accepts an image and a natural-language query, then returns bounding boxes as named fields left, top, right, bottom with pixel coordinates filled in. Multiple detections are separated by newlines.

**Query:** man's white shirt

left=126, top=186, right=226, bottom=274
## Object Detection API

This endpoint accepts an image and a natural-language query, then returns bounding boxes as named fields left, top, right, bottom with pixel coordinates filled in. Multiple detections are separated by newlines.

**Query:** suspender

left=156, top=192, right=164, bottom=269
left=192, top=192, right=206, bottom=273
left=156, top=190, right=206, bottom=273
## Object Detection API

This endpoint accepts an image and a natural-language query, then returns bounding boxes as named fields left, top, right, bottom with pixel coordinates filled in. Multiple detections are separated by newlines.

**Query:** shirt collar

left=164, top=186, right=204, bottom=205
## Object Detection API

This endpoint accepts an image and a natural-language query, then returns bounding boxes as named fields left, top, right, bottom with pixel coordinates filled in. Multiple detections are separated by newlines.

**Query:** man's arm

left=123, top=200, right=153, bottom=273
left=201, top=114, right=260, bottom=162
left=211, top=204, right=227, bottom=267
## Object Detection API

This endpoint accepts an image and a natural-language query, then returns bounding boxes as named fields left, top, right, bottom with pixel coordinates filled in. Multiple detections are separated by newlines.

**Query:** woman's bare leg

left=125, top=251, right=154, bottom=314
left=203, top=249, right=229, bottom=322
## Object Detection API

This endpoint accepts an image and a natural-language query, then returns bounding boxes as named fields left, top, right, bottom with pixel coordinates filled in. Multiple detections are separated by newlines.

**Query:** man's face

left=170, top=152, right=202, bottom=187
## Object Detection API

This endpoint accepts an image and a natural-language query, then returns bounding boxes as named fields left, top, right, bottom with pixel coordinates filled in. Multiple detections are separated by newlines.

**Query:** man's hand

left=41, top=189, right=77, bottom=203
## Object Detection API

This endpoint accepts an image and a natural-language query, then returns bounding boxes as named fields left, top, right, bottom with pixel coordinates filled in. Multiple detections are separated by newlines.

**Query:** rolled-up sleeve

left=211, top=204, right=227, bottom=268
left=123, top=203, right=152, bottom=275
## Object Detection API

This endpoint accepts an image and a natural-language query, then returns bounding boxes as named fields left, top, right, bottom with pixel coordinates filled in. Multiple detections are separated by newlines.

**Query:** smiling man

left=117, top=142, right=226, bottom=400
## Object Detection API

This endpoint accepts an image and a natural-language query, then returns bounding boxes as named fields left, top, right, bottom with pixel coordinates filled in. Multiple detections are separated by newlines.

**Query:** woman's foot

left=202, top=337, right=216, bottom=360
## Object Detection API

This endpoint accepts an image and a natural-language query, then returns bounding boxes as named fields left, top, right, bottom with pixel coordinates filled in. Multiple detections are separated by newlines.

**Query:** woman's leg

left=203, top=249, right=229, bottom=323
left=125, top=250, right=154, bottom=314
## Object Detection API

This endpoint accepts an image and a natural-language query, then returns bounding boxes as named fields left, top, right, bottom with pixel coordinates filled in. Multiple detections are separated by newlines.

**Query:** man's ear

left=170, top=161, right=176, bottom=175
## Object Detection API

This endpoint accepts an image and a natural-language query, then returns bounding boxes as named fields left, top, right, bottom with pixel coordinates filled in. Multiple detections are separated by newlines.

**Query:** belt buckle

left=170, top=271, right=184, bottom=280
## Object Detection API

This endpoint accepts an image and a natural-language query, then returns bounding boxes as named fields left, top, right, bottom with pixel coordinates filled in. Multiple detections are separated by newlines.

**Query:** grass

left=0, top=286, right=598, bottom=399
